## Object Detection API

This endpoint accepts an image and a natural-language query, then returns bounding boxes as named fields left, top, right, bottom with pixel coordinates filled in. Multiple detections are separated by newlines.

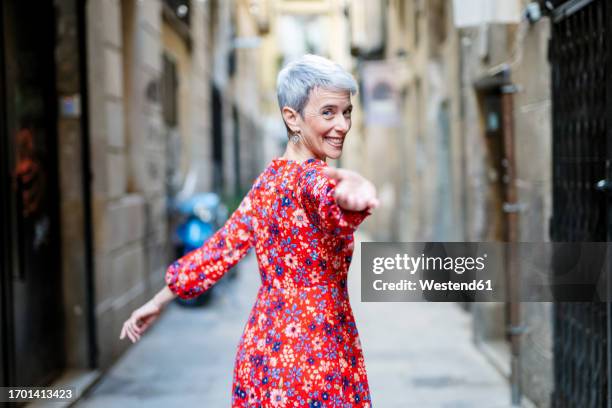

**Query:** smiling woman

left=120, top=54, right=379, bottom=407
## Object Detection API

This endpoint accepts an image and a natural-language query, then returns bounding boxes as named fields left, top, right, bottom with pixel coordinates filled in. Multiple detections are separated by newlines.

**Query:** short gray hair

left=276, top=54, right=358, bottom=118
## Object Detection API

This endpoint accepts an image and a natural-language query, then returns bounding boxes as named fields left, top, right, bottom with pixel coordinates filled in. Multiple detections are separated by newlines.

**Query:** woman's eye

left=343, top=111, right=352, bottom=118
left=322, top=110, right=333, bottom=117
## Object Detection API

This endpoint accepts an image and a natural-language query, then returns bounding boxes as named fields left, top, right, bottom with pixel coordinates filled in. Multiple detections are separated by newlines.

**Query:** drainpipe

left=501, top=83, right=523, bottom=406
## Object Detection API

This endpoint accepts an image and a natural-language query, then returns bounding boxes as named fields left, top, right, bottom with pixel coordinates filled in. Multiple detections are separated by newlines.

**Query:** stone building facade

left=349, top=0, right=553, bottom=406
left=1, top=0, right=266, bottom=390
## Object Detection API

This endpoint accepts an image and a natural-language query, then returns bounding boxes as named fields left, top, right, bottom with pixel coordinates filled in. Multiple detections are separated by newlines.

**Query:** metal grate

left=549, top=0, right=609, bottom=406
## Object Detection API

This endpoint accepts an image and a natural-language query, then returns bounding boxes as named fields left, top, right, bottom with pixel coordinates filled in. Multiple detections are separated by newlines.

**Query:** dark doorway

left=476, top=88, right=508, bottom=242
left=0, top=0, right=65, bottom=387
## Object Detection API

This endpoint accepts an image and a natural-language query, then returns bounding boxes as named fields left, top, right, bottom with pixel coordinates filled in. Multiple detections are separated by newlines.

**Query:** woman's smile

left=324, top=136, right=344, bottom=148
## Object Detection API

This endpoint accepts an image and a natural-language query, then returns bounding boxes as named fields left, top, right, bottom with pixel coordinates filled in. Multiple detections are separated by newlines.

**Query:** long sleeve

left=297, top=164, right=370, bottom=236
left=164, top=188, right=256, bottom=299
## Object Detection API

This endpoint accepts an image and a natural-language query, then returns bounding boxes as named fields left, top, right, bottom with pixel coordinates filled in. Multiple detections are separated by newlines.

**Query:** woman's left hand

left=119, top=298, right=163, bottom=343
left=321, top=167, right=380, bottom=212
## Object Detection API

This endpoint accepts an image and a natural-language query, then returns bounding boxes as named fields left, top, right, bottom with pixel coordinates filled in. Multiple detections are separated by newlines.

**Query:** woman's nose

left=335, top=114, right=350, bottom=132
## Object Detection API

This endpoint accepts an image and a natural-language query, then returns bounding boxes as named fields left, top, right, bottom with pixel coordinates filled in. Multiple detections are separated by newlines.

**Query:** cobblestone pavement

left=76, top=234, right=529, bottom=408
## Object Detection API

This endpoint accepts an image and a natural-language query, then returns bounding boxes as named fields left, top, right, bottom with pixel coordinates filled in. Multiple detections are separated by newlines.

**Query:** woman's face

left=287, top=87, right=353, bottom=160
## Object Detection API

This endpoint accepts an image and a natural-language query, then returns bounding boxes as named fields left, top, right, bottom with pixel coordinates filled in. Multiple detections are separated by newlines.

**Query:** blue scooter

left=171, top=192, right=229, bottom=307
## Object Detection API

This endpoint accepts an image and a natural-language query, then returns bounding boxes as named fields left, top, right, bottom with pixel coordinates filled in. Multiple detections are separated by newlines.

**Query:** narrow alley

left=2, top=1, right=609, bottom=407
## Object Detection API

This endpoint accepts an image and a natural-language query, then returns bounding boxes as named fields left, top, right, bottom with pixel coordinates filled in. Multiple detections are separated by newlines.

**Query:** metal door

left=548, top=0, right=610, bottom=406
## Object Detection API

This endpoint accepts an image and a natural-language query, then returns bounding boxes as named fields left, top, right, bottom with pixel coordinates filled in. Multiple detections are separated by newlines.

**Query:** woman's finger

left=120, top=323, right=126, bottom=340
left=321, top=166, right=342, bottom=181
left=127, top=319, right=137, bottom=334
left=126, top=325, right=135, bottom=343
left=132, top=318, right=143, bottom=334
left=335, top=183, right=348, bottom=200
left=125, top=322, right=135, bottom=341
left=127, top=324, right=140, bottom=342
left=346, top=195, right=356, bottom=209
left=129, top=320, right=142, bottom=339
left=122, top=321, right=133, bottom=340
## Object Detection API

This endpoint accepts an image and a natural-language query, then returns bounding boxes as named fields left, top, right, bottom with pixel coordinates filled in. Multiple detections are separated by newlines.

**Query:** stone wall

left=360, top=1, right=553, bottom=405
left=512, top=14, right=553, bottom=408
left=84, top=0, right=220, bottom=368
left=86, top=0, right=147, bottom=368
left=55, top=0, right=90, bottom=369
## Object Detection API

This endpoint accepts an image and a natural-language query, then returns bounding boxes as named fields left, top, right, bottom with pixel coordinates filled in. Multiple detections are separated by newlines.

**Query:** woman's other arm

left=164, top=188, right=256, bottom=299
left=120, top=187, right=257, bottom=343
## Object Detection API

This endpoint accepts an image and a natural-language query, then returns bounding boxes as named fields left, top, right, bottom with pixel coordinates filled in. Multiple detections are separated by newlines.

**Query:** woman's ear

left=281, top=106, right=300, bottom=133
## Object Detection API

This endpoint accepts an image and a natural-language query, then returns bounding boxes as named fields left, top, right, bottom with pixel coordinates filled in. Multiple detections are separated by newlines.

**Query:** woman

left=120, top=54, right=379, bottom=407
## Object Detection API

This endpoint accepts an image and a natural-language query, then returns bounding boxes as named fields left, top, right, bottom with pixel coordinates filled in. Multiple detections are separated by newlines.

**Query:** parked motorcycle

left=170, top=192, right=231, bottom=307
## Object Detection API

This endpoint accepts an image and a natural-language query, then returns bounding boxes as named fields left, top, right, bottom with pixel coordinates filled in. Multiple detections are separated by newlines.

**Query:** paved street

left=76, top=234, right=529, bottom=408
left=350, top=238, right=527, bottom=408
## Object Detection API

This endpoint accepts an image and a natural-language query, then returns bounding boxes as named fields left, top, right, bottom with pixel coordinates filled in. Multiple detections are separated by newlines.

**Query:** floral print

left=165, top=157, right=373, bottom=407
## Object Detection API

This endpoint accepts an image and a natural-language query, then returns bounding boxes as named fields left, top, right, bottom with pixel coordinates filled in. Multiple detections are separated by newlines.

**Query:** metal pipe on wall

left=501, top=84, right=522, bottom=406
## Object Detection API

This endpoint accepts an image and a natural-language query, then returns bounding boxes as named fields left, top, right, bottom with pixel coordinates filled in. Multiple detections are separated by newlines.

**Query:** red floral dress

left=165, top=157, right=373, bottom=407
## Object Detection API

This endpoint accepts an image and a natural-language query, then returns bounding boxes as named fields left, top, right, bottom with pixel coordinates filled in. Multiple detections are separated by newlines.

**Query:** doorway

left=0, top=0, right=65, bottom=387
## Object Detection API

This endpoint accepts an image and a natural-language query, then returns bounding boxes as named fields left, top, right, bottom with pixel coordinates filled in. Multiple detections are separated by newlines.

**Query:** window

left=161, top=54, right=178, bottom=126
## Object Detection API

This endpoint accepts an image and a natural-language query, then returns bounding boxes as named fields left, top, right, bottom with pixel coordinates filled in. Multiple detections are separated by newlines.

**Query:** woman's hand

left=119, top=298, right=163, bottom=343
left=321, top=167, right=379, bottom=212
